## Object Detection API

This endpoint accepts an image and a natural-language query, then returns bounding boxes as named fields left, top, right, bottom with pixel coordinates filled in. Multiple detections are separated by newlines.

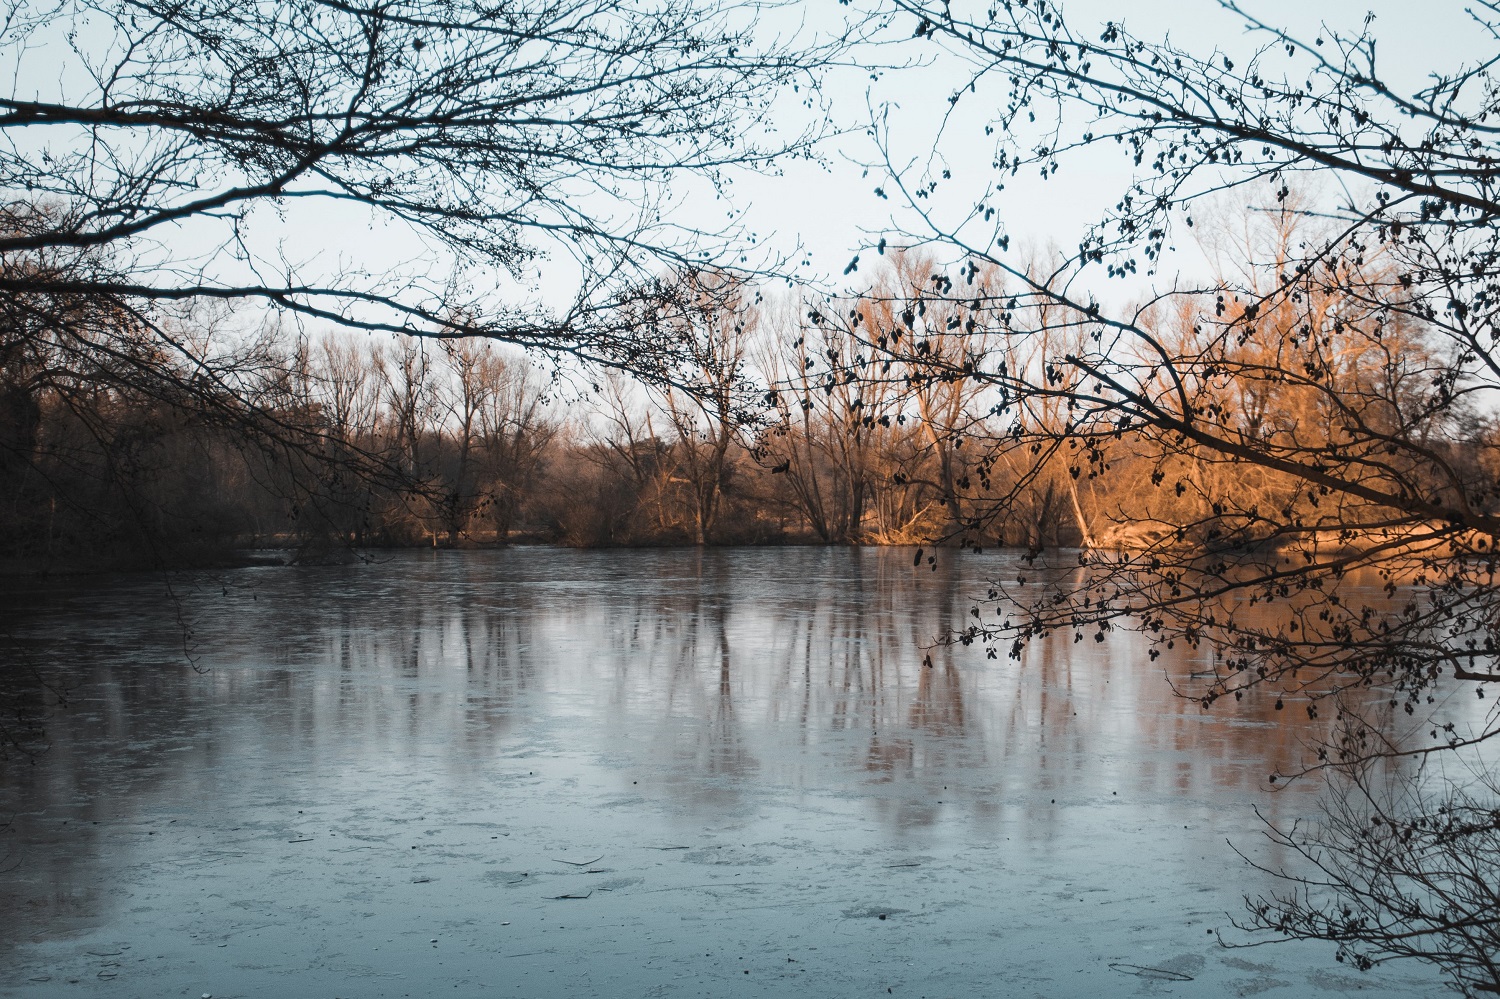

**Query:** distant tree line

left=13, top=213, right=1495, bottom=569
left=0, top=254, right=1093, bottom=564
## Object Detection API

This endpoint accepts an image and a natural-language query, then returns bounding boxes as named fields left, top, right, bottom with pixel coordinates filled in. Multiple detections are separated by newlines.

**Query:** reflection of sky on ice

left=0, top=548, right=1450, bottom=997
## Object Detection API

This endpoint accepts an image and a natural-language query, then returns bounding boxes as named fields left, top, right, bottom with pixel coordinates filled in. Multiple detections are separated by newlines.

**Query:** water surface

left=0, top=548, right=1443, bottom=996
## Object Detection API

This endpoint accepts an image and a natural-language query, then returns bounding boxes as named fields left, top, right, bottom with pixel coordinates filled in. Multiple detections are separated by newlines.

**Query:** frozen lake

left=0, top=547, right=1444, bottom=996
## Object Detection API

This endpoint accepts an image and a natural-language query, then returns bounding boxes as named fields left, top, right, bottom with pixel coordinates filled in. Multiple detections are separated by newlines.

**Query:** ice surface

left=0, top=548, right=1446, bottom=996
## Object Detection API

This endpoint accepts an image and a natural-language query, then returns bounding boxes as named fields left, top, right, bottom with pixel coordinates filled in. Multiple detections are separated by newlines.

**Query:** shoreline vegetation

left=17, top=238, right=1489, bottom=579
left=2, top=264, right=1104, bottom=574
left=7, top=260, right=1487, bottom=576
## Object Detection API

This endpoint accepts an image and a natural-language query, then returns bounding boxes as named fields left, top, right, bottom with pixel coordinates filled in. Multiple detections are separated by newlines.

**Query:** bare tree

left=860, top=251, right=1001, bottom=543
left=0, top=0, right=842, bottom=558
left=548, top=372, right=670, bottom=546
left=1235, top=761, right=1500, bottom=997
left=435, top=338, right=492, bottom=543
left=473, top=347, right=556, bottom=543
left=310, top=331, right=384, bottom=543
left=759, top=285, right=902, bottom=543
left=867, top=1, right=1500, bottom=987
left=870, top=0, right=1500, bottom=742
left=1, top=0, right=837, bottom=344
left=646, top=271, right=760, bottom=545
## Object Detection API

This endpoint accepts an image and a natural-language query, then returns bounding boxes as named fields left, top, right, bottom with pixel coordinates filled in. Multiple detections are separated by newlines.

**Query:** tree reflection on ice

left=0, top=547, right=1461, bottom=997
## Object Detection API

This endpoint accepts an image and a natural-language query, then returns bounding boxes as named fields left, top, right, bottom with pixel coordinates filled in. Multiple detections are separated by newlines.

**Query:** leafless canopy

left=0, top=0, right=840, bottom=553
left=870, top=0, right=1500, bottom=754
left=0, top=0, right=833, bottom=350
left=866, top=0, right=1500, bottom=989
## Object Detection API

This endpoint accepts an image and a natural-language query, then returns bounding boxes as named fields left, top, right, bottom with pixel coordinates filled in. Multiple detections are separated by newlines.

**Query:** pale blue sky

left=730, top=0, right=1491, bottom=298
left=9, top=1, right=1485, bottom=326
